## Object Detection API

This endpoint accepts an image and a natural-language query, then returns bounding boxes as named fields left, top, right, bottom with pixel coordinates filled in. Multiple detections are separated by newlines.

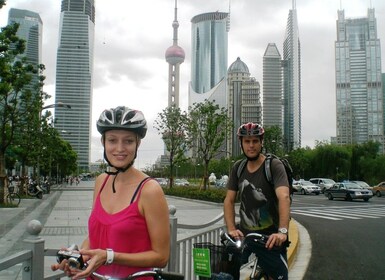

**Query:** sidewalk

left=0, top=180, right=309, bottom=279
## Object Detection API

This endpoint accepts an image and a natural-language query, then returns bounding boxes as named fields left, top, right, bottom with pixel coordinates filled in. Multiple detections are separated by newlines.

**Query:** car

left=174, top=178, right=190, bottom=187
left=351, top=180, right=372, bottom=190
left=155, top=177, right=168, bottom=187
left=324, top=182, right=373, bottom=202
left=309, top=178, right=336, bottom=193
left=215, top=176, right=228, bottom=188
left=293, top=180, right=321, bottom=195
left=372, top=182, right=385, bottom=197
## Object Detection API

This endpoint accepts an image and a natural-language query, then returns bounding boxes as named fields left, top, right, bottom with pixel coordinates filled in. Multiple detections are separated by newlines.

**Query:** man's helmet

left=96, top=106, right=147, bottom=138
left=237, top=122, right=264, bottom=138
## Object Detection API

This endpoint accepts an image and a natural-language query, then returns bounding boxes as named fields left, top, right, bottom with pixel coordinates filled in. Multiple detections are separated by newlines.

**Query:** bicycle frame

left=220, top=229, right=270, bottom=280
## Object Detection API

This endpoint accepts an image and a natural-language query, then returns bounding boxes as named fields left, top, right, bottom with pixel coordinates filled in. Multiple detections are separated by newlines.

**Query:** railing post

left=22, top=220, right=44, bottom=280
left=168, top=205, right=178, bottom=272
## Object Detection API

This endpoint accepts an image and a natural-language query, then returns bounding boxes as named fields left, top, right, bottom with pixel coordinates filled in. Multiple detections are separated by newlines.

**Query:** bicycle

left=219, top=230, right=275, bottom=280
left=91, top=269, right=184, bottom=280
left=6, top=183, right=21, bottom=206
left=56, top=245, right=184, bottom=280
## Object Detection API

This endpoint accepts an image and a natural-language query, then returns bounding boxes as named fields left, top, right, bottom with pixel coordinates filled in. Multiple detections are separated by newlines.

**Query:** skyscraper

left=228, top=57, right=262, bottom=157
left=189, top=11, right=229, bottom=109
left=335, top=8, right=383, bottom=150
left=8, top=8, right=42, bottom=85
left=283, top=1, right=301, bottom=152
left=54, top=0, right=95, bottom=171
left=263, top=43, right=283, bottom=130
left=165, top=0, right=185, bottom=108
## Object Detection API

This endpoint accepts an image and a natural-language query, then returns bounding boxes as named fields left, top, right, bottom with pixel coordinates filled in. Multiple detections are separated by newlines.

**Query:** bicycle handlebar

left=91, top=268, right=184, bottom=280
left=220, top=229, right=282, bottom=251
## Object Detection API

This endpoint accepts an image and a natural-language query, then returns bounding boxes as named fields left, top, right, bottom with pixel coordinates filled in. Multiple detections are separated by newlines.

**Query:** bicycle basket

left=193, top=242, right=240, bottom=280
left=8, top=186, right=14, bottom=193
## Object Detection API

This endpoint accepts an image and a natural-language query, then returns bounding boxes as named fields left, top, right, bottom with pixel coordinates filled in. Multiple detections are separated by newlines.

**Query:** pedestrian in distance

left=223, top=122, right=291, bottom=280
left=51, top=106, right=170, bottom=279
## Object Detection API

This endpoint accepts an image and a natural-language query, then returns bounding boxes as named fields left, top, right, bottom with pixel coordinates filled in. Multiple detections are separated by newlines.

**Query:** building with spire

left=189, top=11, right=230, bottom=110
left=283, top=0, right=301, bottom=152
left=165, top=0, right=185, bottom=108
left=227, top=57, right=262, bottom=157
left=54, top=0, right=95, bottom=172
left=263, top=43, right=283, bottom=130
left=335, top=8, right=384, bottom=151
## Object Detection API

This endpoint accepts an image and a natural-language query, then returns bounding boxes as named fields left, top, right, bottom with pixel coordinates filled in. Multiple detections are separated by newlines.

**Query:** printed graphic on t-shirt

left=239, top=179, right=274, bottom=231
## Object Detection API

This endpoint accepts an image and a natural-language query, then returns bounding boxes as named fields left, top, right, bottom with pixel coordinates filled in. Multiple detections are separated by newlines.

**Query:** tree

left=154, top=105, right=188, bottom=188
left=186, top=100, right=233, bottom=190
left=0, top=19, right=46, bottom=202
left=264, top=125, right=284, bottom=156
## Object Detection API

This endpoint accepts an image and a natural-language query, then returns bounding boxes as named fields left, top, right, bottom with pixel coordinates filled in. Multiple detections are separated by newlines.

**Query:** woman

left=52, top=106, right=170, bottom=279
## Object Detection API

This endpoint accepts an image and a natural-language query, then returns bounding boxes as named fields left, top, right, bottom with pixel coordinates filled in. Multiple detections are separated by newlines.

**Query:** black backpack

left=236, top=153, right=294, bottom=200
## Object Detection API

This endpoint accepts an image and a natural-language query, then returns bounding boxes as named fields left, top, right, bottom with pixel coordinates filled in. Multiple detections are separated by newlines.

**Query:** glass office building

left=335, top=8, right=383, bottom=150
left=190, top=11, right=229, bottom=98
left=54, top=0, right=95, bottom=171
left=263, top=43, right=283, bottom=131
left=283, top=5, right=301, bottom=152
left=8, top=8, right=42, bottom=88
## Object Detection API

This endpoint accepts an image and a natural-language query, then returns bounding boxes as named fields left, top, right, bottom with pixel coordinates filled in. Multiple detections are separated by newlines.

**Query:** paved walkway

left=0, top=180, right=310, bottom=279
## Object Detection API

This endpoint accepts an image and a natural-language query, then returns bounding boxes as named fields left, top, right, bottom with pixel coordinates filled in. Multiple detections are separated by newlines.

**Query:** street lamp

left=42, top=102, right=71, bottom=111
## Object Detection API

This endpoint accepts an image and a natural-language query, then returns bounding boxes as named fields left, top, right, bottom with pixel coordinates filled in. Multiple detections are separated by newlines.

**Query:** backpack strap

left=264, top=154, right=273, bottom=185
left=236, top=158, right=248, bottom=179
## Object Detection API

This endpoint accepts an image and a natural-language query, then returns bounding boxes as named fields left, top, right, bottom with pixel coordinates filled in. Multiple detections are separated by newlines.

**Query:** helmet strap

left=103, top=139, right=139, bottom=193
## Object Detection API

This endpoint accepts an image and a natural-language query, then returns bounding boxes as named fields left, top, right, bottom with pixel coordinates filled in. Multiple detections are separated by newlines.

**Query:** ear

left=137, top=138, right=141, bottom=147
left=100, top=135, right=105, bottom=146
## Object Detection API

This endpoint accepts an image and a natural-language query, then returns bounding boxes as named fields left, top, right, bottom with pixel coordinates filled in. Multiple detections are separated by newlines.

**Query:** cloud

left=1, top=0, right=384, bottom=168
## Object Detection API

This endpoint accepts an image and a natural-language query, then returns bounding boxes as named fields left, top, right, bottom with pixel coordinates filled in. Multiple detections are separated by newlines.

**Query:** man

left=224, top=122, right=291, bottom=280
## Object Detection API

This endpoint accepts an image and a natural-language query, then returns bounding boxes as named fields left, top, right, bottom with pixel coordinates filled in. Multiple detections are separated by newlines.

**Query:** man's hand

left=228, top=228, right=244, bottom=240
left=266, top=233, right=287, bottom=249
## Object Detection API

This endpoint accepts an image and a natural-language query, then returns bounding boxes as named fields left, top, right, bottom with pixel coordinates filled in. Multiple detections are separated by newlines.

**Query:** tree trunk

left=0, top=151, right=7, bottom=204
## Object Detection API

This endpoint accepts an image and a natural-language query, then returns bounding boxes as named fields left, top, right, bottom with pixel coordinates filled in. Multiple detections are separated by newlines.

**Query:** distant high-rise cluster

left=54, top=0, right=95, bottom=171
left=228, top=57, right=262, bottom=157
left=335, top=8, right=384, bottom=152
left=262, top=2, right=301, bottom=153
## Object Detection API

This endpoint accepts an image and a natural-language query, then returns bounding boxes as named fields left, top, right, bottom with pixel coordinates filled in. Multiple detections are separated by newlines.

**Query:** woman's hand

left=70, top=249, right=107, bottom=279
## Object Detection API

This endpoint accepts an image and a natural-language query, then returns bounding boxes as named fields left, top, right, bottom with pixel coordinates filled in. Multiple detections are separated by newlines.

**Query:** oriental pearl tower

left=165, top=0, right=185, bottom=108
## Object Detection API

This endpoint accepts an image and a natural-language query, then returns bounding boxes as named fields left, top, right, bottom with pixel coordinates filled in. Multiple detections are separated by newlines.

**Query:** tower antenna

left=226, top=0, right=231, bottom=32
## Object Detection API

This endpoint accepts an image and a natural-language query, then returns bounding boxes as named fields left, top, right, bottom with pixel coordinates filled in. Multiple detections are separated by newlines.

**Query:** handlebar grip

left=157, top=270, right=185, bottom=280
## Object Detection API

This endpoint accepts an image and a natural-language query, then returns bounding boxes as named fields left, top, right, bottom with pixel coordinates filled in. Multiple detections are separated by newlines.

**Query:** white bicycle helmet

left=97, top=106, right=147, bottom=138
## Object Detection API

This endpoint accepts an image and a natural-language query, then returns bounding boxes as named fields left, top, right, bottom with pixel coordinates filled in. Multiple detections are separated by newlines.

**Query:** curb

left=288, top=218, right=299, bottom=268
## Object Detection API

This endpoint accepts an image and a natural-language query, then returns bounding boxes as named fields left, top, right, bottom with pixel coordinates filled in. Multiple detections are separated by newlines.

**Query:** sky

left=1, top=0, right=385, bottom=169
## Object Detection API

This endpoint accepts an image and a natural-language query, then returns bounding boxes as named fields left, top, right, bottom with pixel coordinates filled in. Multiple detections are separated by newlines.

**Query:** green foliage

left=154, top=105, right=188, bottom=187
left=163, top=186, right=227, bottom=203
left=186, top=100, right=233, bottom=189
left=264, top=125, right=284, bottom=156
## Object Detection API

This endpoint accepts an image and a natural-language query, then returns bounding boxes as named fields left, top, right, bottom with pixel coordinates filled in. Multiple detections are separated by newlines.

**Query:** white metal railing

left=0, top=205, right=229, bottom=279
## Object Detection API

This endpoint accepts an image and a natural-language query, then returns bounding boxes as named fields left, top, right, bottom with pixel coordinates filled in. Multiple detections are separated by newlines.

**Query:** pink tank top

left=88, top=176, right=153, bottom=278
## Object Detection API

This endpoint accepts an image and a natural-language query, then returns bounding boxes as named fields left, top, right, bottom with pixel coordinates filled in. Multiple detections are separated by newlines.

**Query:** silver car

left=293, top=180, right=321, bottom=195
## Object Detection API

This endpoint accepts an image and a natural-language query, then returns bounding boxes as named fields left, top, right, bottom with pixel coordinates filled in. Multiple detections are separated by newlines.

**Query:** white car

left=293, top=180, right=321, bottom=195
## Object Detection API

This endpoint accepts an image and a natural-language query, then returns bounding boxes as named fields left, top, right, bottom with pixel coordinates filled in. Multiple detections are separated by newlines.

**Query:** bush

left=163, top=186, right=227, bottom=203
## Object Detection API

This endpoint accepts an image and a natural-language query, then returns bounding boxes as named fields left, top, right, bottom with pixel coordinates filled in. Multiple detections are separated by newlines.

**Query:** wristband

left=105, top=248, right=114, bottom=265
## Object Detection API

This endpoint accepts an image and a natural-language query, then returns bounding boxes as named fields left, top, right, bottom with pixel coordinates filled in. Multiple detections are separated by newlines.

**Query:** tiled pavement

left=0, top=180, right=310, bottom=279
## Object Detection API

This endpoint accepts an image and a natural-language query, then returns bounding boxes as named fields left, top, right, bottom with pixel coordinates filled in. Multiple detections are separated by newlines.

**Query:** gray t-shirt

left=227, top=157, right=289, bottom=234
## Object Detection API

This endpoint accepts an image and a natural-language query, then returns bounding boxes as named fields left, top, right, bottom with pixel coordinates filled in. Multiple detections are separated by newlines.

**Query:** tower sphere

left=165, top=45, right=185, bottom=65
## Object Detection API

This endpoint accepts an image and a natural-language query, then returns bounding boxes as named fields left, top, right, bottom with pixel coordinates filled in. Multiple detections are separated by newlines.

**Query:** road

left=291, top=192, right=385, bottom=279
